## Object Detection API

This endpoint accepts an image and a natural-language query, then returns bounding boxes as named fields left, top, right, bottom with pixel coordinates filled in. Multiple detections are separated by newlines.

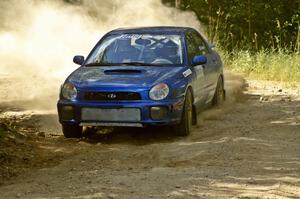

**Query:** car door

left=191, top=31, right=219, bottom=104
left=186, top=32, right=208, bottom=107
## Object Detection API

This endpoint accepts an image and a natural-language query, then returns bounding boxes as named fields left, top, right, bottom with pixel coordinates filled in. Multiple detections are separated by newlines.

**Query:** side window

left=186, top=33, right=198, bottom=64
left=192, top=32, right=209, bottom=55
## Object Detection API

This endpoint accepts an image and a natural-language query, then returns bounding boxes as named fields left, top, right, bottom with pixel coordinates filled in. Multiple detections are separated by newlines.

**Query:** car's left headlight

left=149, top=83, right=169, bottom=100
left=61, top=83, right=77, bottom=100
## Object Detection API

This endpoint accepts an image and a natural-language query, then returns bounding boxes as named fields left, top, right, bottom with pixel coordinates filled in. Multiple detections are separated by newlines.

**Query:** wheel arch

left=185, top=85, right=197, bottom=125
left=219, top=73, right=225, bottom=87
left=219, top=73, right=226, bottom=99
left=185, top=85, right=194, bottom=101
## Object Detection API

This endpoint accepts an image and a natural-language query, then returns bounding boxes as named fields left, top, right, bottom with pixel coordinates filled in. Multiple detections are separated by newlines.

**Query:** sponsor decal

left=183, top=69, right=192, bottom=77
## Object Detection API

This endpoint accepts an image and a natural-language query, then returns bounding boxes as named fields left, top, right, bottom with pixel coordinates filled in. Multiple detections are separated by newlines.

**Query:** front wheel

left=62, top=124, right=83, bottom=138
left=173, top=90, right=193, bottom=136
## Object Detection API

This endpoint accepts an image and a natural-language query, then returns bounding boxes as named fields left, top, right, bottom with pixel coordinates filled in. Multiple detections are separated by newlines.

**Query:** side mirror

left=73, top=55, right=85, bottom=65
left=192, top=55, right=207, bottom=66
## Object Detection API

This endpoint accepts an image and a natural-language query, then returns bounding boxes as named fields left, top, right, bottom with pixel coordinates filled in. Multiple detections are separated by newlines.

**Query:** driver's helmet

left=154, top=40, right=178, bottom=58
left=116, top=38, right=134, bottom=52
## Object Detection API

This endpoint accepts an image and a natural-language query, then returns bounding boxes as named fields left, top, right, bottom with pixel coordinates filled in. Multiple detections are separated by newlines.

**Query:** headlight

left=149, top=83, right=169, bottom=100
left=61, top=83, right=77, bottom=100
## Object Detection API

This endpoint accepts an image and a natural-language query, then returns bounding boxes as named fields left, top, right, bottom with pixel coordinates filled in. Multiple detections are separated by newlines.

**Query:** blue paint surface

left=57, top=26, right=224, bottom=126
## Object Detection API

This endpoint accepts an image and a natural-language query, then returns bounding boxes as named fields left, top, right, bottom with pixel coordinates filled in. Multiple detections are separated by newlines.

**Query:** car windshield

left=85, top=34, right=184, bottom=66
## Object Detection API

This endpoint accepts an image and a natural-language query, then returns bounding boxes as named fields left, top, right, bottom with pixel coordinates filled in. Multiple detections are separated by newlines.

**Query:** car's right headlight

left=61, top=83, right=77, bottom=100
left=149, top=83, right=169, bottom=100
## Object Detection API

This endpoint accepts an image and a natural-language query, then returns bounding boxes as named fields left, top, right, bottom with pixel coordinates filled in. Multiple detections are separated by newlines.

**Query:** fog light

left=150, top=106, right=168, bottom=120
left=61, top=106, right=74, bottom=120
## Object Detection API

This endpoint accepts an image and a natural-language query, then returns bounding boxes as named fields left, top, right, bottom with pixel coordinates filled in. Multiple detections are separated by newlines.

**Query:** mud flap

left=192, top=104, right=197, bottom=125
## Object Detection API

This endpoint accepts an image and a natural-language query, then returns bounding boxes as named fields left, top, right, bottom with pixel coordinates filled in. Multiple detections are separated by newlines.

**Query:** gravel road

left=0, top=73, right=299, bottom=198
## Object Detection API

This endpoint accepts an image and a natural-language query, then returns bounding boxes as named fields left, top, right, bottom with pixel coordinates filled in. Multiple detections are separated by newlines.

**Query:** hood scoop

left=104, top=69, right=143, bottom=75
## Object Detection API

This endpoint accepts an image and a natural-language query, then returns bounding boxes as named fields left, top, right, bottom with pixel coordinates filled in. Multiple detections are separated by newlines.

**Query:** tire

left=173, top=90, right=193, bottom=136
left=62, top=124, right=83, bottom=138
left=212, top=76, right=225, bottom=107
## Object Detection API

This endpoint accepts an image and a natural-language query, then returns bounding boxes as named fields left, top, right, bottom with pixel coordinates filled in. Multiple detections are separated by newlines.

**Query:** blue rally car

left=57, top=26, right=225, bottom=138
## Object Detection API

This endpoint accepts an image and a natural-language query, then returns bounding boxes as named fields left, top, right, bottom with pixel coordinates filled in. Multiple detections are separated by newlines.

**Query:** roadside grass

left=0, top=120, right=17, bottom=142
left=221, top=50, right=300, bottom=83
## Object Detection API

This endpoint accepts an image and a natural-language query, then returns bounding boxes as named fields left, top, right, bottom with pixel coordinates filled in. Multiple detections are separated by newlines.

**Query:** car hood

left=68, top=66, right=185, bottom=88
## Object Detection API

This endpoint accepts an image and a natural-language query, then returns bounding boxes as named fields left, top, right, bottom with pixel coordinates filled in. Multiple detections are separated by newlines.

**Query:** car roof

left=108, top=26, right=196, bottom=35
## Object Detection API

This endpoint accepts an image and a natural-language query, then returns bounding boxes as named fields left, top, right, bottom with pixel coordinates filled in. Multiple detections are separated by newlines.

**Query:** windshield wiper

left=85, top=62, right=160, bottom=67
left=120, top=62, right=159, bottom=66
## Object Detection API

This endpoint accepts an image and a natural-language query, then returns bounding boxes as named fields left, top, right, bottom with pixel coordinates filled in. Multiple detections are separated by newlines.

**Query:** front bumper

left=57, top=98, right=185, bottom=127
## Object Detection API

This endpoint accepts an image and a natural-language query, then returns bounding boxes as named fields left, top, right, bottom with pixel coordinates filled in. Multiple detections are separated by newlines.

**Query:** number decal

left=183, top=69, right=192, bottom=77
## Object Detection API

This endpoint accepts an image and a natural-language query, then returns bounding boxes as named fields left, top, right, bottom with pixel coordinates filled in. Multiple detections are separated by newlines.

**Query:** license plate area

left=81, top=108, right=141, bottom=122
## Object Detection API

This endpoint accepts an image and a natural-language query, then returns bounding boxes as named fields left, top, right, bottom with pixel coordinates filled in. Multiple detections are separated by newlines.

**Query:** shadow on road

left=83, top=126, right=183, bottom=145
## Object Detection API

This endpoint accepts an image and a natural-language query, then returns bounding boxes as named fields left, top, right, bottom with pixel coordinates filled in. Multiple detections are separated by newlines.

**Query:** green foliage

left=164, top=0, right=300, bottom=52
left=163, top=0, right=300, bottom=82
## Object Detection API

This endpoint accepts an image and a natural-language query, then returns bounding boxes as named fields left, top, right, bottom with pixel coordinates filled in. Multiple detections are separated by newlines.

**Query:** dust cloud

left=197, top=71, right=247, bottom=124
left=0, top=0, right=201, bottom=110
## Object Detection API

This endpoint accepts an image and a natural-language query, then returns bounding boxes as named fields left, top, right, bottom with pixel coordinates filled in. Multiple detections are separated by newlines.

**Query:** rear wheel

left=212, top=76, right=225, bottom=106
left=62, top=124, right=83, bottom=138
left=173, top=90, right=193, bottom=136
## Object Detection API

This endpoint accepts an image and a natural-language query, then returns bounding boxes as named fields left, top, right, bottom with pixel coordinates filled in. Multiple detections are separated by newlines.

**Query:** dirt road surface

left=0, top=73, right=299, bottom=198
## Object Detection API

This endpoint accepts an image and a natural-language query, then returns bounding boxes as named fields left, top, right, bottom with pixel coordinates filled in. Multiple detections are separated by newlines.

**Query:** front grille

left=84, top=92, right=141, bottom=101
